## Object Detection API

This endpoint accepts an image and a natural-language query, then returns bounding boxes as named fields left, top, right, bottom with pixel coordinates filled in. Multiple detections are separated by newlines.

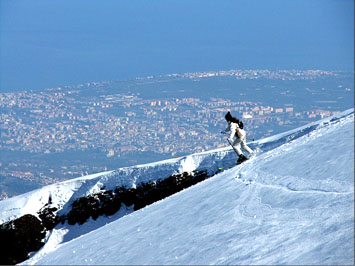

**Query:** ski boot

left=237, top=154, right=248, bottom=164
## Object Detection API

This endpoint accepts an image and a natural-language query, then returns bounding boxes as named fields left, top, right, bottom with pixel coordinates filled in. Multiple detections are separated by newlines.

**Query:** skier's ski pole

left=247, top=137, right=255, bottom=141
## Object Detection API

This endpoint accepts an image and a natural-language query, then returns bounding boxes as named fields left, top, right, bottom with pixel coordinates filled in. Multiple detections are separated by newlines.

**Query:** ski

left=216, top=160, right=247, bottom=174
left=217, top=163, right=237, bottom=172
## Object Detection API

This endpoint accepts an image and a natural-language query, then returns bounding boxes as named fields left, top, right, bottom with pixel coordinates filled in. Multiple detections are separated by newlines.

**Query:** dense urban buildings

left=0, top=69, right=353, bottom=199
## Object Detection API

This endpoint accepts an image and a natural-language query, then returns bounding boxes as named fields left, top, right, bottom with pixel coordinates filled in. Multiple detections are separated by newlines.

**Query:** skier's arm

left=228, top=122, right=237, bottom=140
left=221, top=122, right=231, bottom=134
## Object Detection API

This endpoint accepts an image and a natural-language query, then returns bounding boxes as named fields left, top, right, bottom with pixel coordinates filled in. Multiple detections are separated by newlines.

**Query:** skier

left=222, top=111, right=254, bottom=164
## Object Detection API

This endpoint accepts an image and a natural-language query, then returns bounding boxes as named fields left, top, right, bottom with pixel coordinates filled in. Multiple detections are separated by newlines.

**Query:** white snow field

left=0, top=109, right=353, bottom=265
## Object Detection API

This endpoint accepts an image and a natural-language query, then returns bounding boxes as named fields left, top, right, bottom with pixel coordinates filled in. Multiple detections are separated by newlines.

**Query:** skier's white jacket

left=224, top=121, right=253, bottom=156
left=224, top=121, right=245, bottom=141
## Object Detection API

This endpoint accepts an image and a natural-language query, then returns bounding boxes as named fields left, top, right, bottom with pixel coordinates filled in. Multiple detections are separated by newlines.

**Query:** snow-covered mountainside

left=1, top=109, right=354, bottom=265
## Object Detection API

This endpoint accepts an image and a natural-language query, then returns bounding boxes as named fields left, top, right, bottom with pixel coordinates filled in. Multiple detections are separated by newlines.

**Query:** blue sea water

left=0, top=0, right=353, bottom=92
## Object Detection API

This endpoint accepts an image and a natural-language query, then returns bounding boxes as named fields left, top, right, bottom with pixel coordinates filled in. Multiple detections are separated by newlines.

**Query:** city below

left=0, top=69, right=353, bottom=199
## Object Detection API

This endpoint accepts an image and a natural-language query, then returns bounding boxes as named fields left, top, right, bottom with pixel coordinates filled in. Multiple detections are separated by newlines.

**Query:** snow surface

left=0, top=109, right=353, bottom=265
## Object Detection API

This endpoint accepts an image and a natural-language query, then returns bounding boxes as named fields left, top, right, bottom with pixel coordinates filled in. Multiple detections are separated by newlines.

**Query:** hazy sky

left=0, top=0, right=353, bottom=92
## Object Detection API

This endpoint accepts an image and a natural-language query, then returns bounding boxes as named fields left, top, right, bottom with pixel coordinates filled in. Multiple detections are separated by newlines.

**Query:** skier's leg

left=241, top=141, right=254, bottom=156
left=233, top=139, right=248, bottom=163
left=232, top=139, right=243, bottom=156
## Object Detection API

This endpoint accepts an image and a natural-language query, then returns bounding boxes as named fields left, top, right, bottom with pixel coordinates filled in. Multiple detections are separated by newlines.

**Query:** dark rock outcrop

left=0, top=214, right=46, bottom=265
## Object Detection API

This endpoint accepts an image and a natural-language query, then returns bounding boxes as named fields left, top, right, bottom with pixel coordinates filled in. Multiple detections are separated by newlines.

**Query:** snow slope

left=1, top=109, right=353, bottom=265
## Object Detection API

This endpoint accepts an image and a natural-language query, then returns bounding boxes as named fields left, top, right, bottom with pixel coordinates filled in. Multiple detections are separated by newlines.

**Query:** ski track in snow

left=0, top=109, right=353, bottom=265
